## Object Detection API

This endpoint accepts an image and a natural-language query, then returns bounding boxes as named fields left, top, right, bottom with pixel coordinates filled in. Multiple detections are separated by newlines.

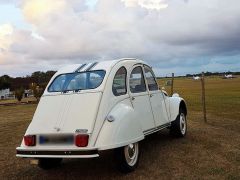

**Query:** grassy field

left=0, top=97, right=37, bottom=105
left=0, top=77, right=239, bottom=179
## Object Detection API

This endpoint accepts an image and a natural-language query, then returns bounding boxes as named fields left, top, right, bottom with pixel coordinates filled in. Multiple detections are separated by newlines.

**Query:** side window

left=130, top=66, right=146, bottom=93
left=112, top=67, right=127, bottom=96
left=144, top=66, right=159, bottom=91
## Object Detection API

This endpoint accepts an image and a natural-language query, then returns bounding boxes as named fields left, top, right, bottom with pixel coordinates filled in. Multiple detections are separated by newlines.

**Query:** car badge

left=75, top=129, right=88, bottom=133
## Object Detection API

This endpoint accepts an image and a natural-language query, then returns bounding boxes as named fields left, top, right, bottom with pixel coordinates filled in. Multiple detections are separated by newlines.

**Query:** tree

left=0, top=75, right=11, bottom=90
left=11, top=77, right=32, bottom=90
left=32, top=71, right=56, bottom=82
left=15, top=87, right=24, bottom=102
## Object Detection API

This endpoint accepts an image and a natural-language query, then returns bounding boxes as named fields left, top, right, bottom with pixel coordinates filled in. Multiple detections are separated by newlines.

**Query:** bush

left=30, top=83, right=44, bottom=101
left=15, top=87, right=24, bottom=102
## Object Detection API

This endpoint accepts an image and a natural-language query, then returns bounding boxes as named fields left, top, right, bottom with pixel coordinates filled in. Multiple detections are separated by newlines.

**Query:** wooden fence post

left=171, top=73, right=174, bottom=96
left=201, top=72, right=207, bottom=122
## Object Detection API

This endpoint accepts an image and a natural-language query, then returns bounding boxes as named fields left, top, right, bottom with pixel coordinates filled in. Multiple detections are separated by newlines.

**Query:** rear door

left=129, top=65, right=155, bottom=131
left=143, top=65, right=169, bottom=127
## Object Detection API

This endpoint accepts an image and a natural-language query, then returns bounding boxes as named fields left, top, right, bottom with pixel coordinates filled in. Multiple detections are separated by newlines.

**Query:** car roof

left=56, top=58, right=145, bottom=75
left=44, top=58, right=148, bottom=95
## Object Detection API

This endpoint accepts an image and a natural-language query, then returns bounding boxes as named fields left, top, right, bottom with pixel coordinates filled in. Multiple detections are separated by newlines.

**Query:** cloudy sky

left=0, top=0, right=240, bottom=77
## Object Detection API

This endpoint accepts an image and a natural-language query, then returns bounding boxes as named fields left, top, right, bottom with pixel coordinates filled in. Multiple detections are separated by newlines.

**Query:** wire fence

left=157, top=73, right=240, bottom=129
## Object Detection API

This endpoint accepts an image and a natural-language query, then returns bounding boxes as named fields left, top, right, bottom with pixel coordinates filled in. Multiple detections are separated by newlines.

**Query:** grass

left=0, top=97, right=37, bottom=105
left=158, top=76, right=240, bottom=129
left=0, top=77, right=239, bottom=179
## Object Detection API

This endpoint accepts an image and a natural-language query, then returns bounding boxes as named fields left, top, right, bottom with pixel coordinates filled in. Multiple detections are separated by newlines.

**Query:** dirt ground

left=0, top=105, right=239, bottom=180
left=0, top=77, right=239, bottom=179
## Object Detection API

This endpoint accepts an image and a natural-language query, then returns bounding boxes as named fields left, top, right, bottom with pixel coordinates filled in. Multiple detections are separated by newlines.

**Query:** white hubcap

left=180, top=113, right=186, bottom=135
left=124, top=143, right=139, bottom=166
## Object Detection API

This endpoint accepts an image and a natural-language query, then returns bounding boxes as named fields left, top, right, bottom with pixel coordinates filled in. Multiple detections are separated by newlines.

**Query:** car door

left=129, top=65, right=156, bottom=131
left=143, top=65, right=170, bottom=127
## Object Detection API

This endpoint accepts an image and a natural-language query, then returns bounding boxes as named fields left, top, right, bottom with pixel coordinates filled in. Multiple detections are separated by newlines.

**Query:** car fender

left=169, top=96, right=187, bottom=121
left=95, top=99, right=144, bottom=150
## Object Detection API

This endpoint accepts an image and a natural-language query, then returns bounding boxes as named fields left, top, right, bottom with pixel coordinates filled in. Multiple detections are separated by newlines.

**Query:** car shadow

left=14, top=130, right=184, bottom=179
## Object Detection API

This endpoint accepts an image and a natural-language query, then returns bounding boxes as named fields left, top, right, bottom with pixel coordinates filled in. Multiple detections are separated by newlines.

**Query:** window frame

left=47, top=70, right=106, bottom=93
left=112, top=66, right=127, bottom=96
left=129, top=65, right=147, bottom=94
left=143, top=65, right=159, bottom=91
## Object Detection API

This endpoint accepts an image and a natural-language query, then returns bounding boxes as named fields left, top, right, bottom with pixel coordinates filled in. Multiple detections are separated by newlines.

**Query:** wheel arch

left=95, top=99, right=144, bottom=150
left=179, top=100, right=187, bottom=116
left=169, top=97, right=187, bottom=121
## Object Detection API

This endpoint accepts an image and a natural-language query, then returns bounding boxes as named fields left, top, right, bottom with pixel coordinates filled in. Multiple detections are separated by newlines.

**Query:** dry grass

left=0, top=97, right=37, bottom=105
left=0, top=77, right=239, bottom=179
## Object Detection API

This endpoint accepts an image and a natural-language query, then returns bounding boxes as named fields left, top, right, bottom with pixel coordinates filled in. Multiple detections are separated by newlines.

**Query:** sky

left=0, top=0, right=240, bottom=77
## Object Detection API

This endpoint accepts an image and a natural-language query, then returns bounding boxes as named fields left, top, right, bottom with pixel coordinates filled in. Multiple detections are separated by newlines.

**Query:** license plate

left=39, top=135, right=74, bottom=145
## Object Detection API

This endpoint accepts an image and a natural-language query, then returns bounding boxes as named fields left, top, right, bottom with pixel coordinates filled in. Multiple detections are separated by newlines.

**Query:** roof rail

left=120, top=58, right=137, bottom=60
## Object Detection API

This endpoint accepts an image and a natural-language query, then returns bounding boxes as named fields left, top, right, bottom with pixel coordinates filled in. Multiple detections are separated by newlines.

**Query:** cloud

left=0, top=23, right=14, bottom=64
left=0, top=23, right=13, bottom=49
left=0, top=0, right=240, bottom=76
left=22, top=0, right=67, bottom=24
left=122, top=0, right=169, bottom=10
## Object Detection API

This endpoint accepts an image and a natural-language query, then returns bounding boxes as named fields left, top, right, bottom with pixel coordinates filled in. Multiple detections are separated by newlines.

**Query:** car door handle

left=131, top=97, right=135, bottom=101
left=150, top=94, right=153, bottom=97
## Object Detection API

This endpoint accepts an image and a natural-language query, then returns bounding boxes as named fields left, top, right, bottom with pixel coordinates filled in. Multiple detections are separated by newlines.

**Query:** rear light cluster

left=24, top=135, right=36, bottom=146
left=75, top=134, right=89, bottom=147
left=24, top=134, right=89, bottom=147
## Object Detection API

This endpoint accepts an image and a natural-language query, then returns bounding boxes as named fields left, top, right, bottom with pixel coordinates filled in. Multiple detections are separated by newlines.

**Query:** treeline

left=186, top=71, right=240, bottom=77
left=0, top=71, right=56, bottom=91
left=1, top=70, right=239, bottom=91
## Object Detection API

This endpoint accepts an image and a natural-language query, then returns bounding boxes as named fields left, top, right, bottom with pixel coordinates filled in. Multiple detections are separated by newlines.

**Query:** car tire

left=38, top=158, right=62, bottom=170
left=170, top=108, right=187, bottom=137
left=114, top=142, right=140, bottom=173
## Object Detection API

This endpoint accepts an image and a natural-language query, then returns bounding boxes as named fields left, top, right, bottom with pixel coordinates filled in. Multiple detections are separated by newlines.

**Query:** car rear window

left=48, top=70, right=106, bottom=92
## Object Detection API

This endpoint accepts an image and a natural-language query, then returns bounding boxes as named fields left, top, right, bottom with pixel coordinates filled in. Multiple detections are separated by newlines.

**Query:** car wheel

left=170, top=108, right=187, bottom=137
left=38, top=158, right=62, bottom=170
left=114, top=142, right=140, bottom=173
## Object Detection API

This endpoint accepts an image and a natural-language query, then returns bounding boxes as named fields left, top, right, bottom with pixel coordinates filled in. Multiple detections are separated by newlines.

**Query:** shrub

left=15, top=87, right=24, bottom=102
left=30, top=83, right=44, bottom=101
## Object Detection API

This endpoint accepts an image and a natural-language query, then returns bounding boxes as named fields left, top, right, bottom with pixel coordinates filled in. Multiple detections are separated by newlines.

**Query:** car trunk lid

left=26, top=92, right=102, bottom=135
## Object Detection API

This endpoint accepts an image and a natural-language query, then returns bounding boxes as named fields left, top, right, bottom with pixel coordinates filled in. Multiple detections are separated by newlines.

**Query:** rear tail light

left=75, top=134, right=89, bottom=147
left=24, top=135, right=36, bottom=146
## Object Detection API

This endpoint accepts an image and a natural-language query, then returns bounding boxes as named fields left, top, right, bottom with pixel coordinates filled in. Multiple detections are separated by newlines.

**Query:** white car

left=16, top=58, right=187, bottom=173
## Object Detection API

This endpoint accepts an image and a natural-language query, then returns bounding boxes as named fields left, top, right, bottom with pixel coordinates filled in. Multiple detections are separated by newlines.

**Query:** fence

left=157, top=73, right=240, bottom=128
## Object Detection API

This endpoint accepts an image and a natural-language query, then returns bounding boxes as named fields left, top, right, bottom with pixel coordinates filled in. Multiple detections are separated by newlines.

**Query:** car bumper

left=16, top=148, right=99, bottom=158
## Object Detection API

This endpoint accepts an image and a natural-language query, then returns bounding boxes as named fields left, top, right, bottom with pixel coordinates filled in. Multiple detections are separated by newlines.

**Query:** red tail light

left=24, top=135, right=36, bottom=146
left=75, top=134, right=89, bottom=147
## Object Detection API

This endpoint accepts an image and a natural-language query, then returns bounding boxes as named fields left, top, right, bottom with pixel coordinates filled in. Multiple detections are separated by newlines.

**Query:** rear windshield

left=48, top=70, right=106, bottom=92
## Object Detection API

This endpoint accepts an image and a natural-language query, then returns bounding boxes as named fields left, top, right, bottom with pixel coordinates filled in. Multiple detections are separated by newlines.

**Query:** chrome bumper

left=16, top=149, right=99, bottom=158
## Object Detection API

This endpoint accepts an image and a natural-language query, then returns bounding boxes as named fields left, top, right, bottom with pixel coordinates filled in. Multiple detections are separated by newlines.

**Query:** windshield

left=48, top=70, right=106, bottom=92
